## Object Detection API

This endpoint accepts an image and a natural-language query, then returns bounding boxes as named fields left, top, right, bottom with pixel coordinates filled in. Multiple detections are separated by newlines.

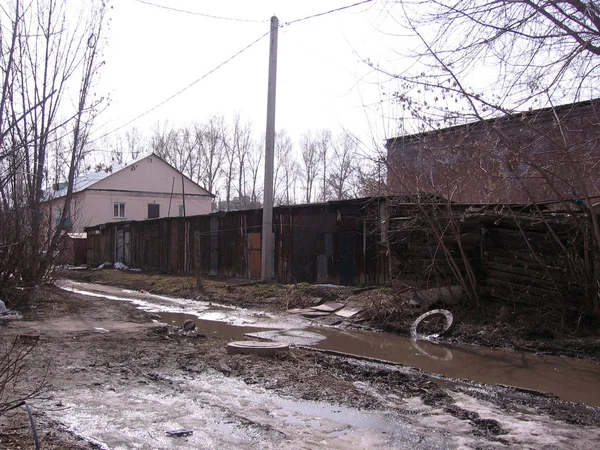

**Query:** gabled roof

left=46, top=152, right=214, bottom=200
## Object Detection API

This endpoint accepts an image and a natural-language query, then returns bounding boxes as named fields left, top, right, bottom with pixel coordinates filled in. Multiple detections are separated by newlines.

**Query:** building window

left=114, top=202, right=126, bottom=218
left=55, top=206, right=73, bottom=229
left=178, top=205, right=185, bottom=217
left=148, top=203, right=160, bottom=219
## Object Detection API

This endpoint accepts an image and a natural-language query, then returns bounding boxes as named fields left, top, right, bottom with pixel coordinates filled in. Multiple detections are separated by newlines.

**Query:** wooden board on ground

left=334, top=307, right=363, bottom=318
left=311, top=302, right=345, bottom=312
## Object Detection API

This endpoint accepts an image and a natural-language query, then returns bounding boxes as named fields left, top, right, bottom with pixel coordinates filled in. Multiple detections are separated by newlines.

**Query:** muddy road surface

left=1, top=280, right=599, bottom=449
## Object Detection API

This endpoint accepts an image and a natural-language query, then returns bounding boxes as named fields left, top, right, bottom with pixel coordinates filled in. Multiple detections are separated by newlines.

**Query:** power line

left=89, top=30, right=270, bottom=144
left=284, top=0, right=374, bottom=26
left=90, top=1, right=375, bottom=143
left=131, top=0, right=268, bottom=23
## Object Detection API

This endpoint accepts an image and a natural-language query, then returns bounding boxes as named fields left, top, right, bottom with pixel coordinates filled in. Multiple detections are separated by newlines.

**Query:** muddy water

left=308, top=327, right=600, bottom=406
left=163, top=310, right=600, bottom=406
left=60, top=283, right=600, bottom=407
left=160, top=311, right=272, bottom=339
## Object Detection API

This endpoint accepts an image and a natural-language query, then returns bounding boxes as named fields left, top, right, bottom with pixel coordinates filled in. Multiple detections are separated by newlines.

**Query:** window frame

left=147, top=203, right=160, bottom=219
left=113, top=202, right=126, bottom=219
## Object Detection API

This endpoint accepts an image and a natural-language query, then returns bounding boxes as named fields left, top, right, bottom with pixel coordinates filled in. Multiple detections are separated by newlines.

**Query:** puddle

left=62, top=283, right=600, bottom=407
left=163, top=311, right=600, bottom=406
left=307, top=327, right=600, bottom=406
left=160, top=311, right=272, bottom=340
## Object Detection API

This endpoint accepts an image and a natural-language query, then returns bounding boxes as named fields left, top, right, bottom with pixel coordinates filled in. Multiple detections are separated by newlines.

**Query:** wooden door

left=248, top=232, right=261, bottom=278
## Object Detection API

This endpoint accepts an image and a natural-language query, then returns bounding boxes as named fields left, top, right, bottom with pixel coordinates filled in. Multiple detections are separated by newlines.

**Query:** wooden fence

left=86, top=197, right=593, bottom=307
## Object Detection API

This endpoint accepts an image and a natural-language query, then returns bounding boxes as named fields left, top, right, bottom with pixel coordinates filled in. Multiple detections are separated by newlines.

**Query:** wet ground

left=64, top=281, right=600, bottom=406
left=1, top=279, right=600, bottom=449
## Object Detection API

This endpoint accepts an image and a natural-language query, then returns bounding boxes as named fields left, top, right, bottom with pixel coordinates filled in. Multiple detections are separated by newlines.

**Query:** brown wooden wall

left=86, top=198, right=594, bottom=308
left=86, top=198, right=389, bottom=285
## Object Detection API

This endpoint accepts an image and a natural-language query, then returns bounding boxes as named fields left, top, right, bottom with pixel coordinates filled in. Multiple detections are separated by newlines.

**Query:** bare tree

left=317, top=129, right=332, bottom=202
left=376, top=1, right=600, bottom=130
left=274, top=130, right=294, bottom=204
left=197, top=115, right=225, bottom=198
left=150, top=121, right=178, bottom=162
left=125, top=127, right=144, bottom=160
left=372, top=1, right=600, bottom=313
left=231, top=114, right=253, bottom=210
left=220, top=120, right=236, bottom=211
left=247, top=135, right=263, bottom=207
left=299, top=130, right=320, bottom=204
left=0, top=0, right=109, bottom=284
left=328, top=133, right=358, bottom=200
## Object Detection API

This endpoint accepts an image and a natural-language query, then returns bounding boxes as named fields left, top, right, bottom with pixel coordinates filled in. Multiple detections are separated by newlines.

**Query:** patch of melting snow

left=60, top=283, right=304, bottom=330
left=450, top=391, right=600, bottom=449
left=44, top=370, right=451, bottom=449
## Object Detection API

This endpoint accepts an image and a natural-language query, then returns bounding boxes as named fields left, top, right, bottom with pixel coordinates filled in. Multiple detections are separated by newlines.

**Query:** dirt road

left=1, top=279, right=599, bottom=449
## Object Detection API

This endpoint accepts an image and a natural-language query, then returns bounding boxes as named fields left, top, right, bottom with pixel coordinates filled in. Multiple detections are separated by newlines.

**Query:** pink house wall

left=46, top=155, right=213, bottom=232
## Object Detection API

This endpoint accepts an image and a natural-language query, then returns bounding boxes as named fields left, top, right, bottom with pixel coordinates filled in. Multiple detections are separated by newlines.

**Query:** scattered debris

left=410, top=309, right=454, bottom=340
left=334, top=307, right=363, bottom=318
left=17, top=334, right=40, bottom=343
left=0, top=300, right=22, bottom=320
left=113, top=262, right=129, bottom=270
left=182, top=319, right=196, bottom=331
left=410, top=286, right=462, bottom=308
left=226, top=340, right=290, bottom=355
left=166, top=429, right=193, bottom=437
left=97, top=262, right=113, bottom=269
left=311, top=302, right=345, bottom=313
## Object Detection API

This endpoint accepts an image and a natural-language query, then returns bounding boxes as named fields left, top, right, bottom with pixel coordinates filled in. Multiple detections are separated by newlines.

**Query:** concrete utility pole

left=261, top=16, right=278, bottom=281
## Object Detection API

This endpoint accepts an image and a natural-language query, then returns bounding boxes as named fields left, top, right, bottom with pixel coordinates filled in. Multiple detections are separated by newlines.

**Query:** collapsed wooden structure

left=85, top=197, right=594, bottom=307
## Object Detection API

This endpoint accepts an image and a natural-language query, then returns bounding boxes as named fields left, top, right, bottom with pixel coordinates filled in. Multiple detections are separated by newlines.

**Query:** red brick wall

left=387, top=101, right=600, bottom=204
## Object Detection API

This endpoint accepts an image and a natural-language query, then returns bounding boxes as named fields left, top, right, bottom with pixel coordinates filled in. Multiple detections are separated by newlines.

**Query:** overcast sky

left=90, top=0, right=398, bottom=151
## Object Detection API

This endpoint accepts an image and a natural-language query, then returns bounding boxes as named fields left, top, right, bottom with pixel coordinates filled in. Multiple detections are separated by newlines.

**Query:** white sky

left=90, top=0, right=399, bottom=151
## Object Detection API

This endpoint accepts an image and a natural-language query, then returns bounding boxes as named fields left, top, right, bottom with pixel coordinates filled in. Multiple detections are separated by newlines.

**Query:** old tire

left=410, top=309, right=454, bottom=340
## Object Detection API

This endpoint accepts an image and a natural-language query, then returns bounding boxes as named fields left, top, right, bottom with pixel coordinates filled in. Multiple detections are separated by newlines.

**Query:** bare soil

left=1, top=269, right=599, bottom=448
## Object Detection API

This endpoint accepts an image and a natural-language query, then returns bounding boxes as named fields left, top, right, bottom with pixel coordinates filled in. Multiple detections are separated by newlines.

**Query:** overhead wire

left=131, top=0, right=268, bottom=23
left=283, top=0, right=374, bottom=26
left=89, top=0, right=374, bottom=144
left=89, top=30, right=270, bottom=144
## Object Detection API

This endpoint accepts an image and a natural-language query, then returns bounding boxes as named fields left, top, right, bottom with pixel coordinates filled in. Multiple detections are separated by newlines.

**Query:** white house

left=45, top=153, right=214, bottom=233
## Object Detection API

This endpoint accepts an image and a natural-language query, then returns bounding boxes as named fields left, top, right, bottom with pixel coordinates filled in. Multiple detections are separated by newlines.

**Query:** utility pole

left=261, top=16, right=278, bottom=281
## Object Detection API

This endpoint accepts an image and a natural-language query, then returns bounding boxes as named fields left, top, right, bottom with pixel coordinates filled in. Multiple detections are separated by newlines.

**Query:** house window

left=55, top=206, right=73, bottom=229
left=178, top=205, right=185, bottom=217
left=148, top=203, right=160, bottom=219
left=114, top=202, right=126, bottom=218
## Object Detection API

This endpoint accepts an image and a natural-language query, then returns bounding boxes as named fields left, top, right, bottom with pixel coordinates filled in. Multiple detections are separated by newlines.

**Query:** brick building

left=386, top=99, right=600, bottom=204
